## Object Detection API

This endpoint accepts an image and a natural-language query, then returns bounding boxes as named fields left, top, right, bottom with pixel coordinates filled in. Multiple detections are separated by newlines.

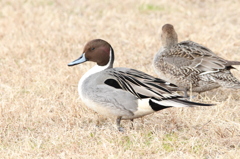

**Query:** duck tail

left=149, top=98, right=214, bottom=111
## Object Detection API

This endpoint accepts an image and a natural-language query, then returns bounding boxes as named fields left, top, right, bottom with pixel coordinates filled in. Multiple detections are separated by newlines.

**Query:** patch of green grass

left=89, top=132, right=94, bottom=137
left=120, top=136, right=133, bottom=150
left=192, top=144, right=203, bottom=154
left=163, top=133, right=178, bottom=142
left=143, top=131, right=155, bottom=146
left=139, top=4, right=165, bottom=12
left=27, top=0, right=55, bottom=7
left=20, top=88, right=30, bottom=94
left=162, top=143, right=174, bottom=152
left=162, top=133, right=178, bottom=152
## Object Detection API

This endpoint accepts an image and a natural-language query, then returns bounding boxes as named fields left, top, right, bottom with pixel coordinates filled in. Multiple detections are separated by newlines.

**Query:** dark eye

left=91, top=47, right=95, bottom=50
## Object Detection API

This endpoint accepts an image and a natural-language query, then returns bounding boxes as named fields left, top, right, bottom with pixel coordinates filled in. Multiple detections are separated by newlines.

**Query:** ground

left=0, top=0, right=240, bottom=158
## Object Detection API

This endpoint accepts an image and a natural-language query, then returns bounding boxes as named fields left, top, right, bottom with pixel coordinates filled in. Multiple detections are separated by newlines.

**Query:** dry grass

left=0, top=0, right=240, bottom=158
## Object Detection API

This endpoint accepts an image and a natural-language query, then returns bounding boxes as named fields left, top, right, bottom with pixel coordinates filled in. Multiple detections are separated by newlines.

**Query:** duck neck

left=78, top=47, right=114, bottom=95
left=108, top=46, right=114, bottom=68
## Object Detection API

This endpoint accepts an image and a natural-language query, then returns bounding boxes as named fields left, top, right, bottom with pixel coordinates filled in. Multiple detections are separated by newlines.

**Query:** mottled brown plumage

left=153, top=24, right=240, bottom=96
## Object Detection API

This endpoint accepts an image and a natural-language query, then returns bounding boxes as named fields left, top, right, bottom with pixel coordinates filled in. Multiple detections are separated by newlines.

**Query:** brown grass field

left=0, top=0, right=240, bottom=158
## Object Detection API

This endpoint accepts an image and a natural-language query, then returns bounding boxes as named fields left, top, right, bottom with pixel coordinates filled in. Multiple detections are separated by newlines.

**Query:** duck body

left=154, top=24, right=240, bottom=95
left=69, top=39, right=214, bottom=130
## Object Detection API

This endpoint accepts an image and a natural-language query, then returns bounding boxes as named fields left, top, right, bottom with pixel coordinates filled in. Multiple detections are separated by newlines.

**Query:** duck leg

left=130, top=119, right=134, bottom=129
left=116, top=116, right=124, bottom=132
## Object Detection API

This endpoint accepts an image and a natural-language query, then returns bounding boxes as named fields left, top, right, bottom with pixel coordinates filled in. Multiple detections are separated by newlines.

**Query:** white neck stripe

left=78, top=48, right=114, bottom=98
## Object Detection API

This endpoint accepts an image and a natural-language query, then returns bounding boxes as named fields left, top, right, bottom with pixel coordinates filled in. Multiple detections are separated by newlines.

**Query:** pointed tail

left=149, top=98, right=215, bottom=111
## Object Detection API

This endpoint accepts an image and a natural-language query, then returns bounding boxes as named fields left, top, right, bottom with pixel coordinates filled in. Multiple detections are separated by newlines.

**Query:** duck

left=68, top=39, right=214, bottom=131
left=153, top=24, right=240, bottom=97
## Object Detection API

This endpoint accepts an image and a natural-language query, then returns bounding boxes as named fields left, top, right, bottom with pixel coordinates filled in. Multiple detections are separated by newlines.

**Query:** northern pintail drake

left=68, top=39, right=214, bottom=131
left=154, top=24, right=240, bottom=97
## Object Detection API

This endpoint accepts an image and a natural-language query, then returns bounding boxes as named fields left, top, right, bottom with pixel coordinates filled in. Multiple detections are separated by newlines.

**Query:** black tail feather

left=149, top=98, right=215, bottom=111
left=172, top=98, right=215, bottom=107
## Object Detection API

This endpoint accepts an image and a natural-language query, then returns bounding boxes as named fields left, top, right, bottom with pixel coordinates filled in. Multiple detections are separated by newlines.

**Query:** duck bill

left=68, top=53, right=87, bottom=66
